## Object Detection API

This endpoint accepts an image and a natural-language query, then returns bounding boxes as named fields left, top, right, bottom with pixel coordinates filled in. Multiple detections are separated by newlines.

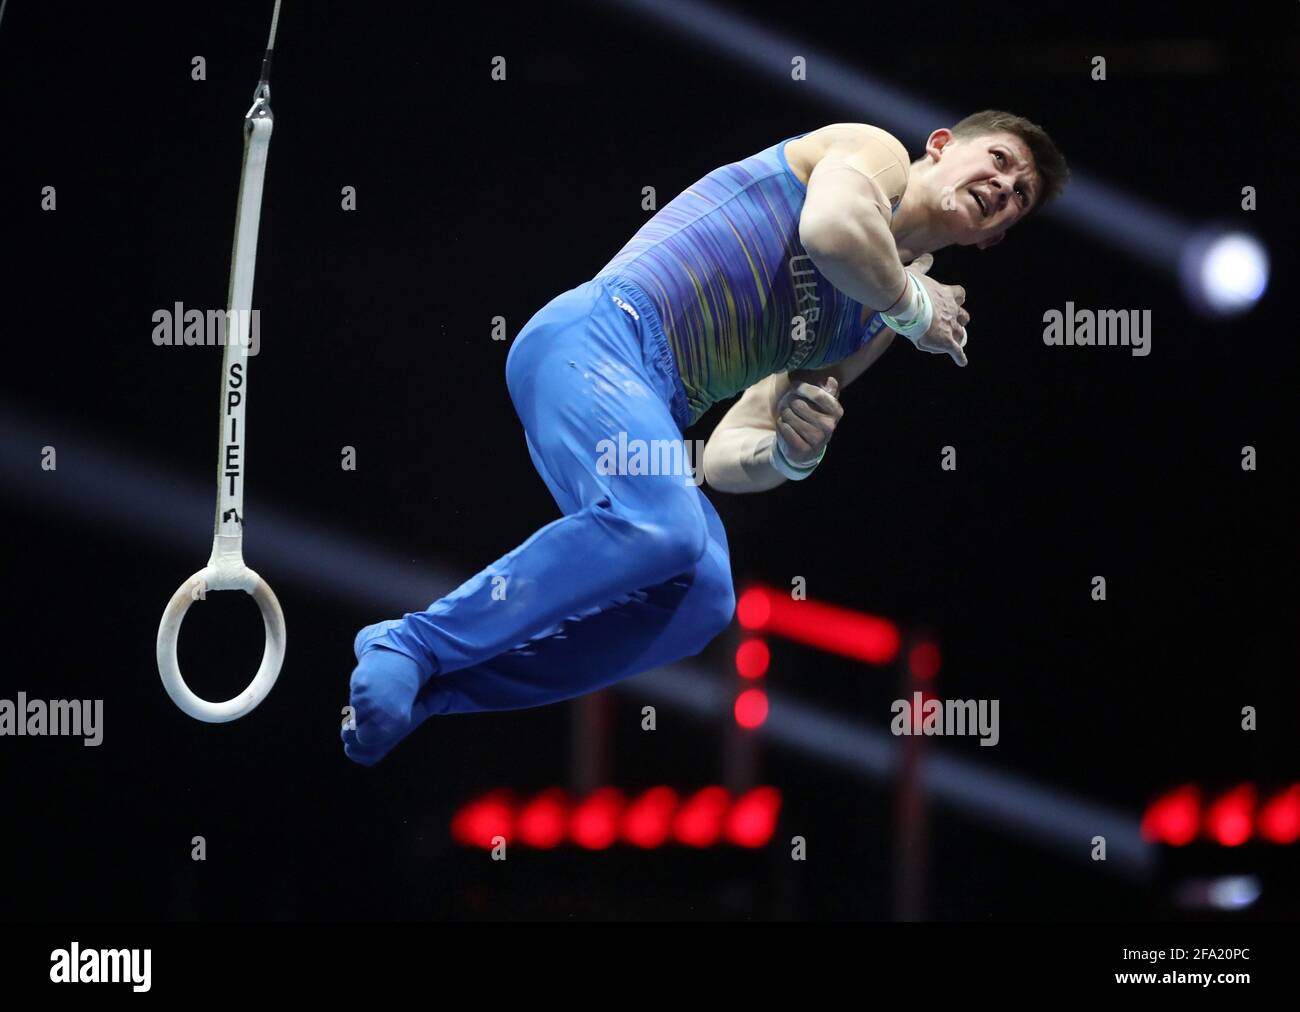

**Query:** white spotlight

left=1174, top=875, right=1262, bottom=911
left=1181, top=230, right=1269, bottom=316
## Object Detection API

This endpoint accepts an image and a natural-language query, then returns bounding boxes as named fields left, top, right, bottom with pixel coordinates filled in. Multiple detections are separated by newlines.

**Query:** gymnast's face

left=926, top=129, right=1038, bottom=250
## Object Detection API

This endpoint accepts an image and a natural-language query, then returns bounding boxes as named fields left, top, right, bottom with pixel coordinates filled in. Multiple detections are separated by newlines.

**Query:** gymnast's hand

left=775, top=375, right=843, bottom=466
left=908, top=253, right=970, bottom=367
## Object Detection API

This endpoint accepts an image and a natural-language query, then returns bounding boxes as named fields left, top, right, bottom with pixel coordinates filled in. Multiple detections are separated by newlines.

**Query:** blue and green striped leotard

left=594, top=132, right=891, bottom=427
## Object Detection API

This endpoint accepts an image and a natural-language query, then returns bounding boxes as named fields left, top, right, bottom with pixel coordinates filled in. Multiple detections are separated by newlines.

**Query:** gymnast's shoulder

left=783, top=123, right=911, bottom=198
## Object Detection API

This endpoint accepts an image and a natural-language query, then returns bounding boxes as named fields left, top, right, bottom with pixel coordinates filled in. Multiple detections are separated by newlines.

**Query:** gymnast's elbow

left=701, top=440, right=740, bottom=494
left=802, top=208, right=894, bottom=265
left=702, top=433, right=785, bottom=495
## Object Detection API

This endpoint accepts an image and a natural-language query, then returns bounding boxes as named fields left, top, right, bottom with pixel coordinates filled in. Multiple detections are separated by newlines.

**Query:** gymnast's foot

left=342, top=623, right=426, bottom=766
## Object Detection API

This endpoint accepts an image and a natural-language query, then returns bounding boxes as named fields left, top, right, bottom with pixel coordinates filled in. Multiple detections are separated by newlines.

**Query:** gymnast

left=343, top=112, right=1069, bottom=765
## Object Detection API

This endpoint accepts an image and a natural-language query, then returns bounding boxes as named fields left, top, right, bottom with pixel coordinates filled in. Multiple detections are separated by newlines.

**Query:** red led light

left=1257, top=785, right=1300, bottom=844
left=736, top=587, right=773, bottom=630
left=621, top=786, right=679, bottom=849
left=734, top=688, right=769, bottom=728
left=724, top=787, right=782, bottom=848
left=569, top=788, right=625, bottom=850
left=1141, top=785, right=1200, bottom=846
left=516, top=789, right=569, bottom=849
left=450, top=791, right=514, bottom=849
left=1206, top=785, right=1256, bottom=847
left=735, top=638, right=770, bottom=679
left=908, top=642, right=941, bottom=681
left=673, top=787, right=730, bottom=848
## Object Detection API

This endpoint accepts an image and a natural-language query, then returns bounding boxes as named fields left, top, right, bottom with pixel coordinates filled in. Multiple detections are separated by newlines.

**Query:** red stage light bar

left=451, top=787, right=782, bottom=849
left=735, top=584, right=901, bottom=664
left=1143, top=784, right=1300, bottom=847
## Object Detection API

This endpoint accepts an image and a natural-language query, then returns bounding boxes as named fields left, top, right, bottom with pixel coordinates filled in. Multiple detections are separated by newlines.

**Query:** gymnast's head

left=901, top=109, right=1070, bottom=252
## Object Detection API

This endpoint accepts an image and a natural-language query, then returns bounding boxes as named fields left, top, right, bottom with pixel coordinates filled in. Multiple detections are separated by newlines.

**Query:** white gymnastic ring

left=156, top=565, right=286, bottom=722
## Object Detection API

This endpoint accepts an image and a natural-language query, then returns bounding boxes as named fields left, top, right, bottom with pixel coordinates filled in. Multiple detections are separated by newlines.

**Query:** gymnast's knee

left=597, top=495, right=710, bottom=580
left=686, top=562, right=736, bottom=653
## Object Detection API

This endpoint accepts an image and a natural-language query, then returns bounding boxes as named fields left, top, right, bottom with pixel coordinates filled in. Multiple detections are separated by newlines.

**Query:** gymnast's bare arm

left=700, top=330, right=897, bottom=494
left=794, top=124, right=912, bottom=310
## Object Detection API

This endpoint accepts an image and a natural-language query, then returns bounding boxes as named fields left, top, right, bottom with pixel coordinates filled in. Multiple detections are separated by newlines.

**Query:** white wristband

left=881, top=273, right=934, bottom=342
left=771, top=435, right=825, bottom=481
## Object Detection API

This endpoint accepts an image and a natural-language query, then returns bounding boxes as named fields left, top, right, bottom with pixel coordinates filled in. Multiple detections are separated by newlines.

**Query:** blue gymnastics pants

left=342, top=277, right=736, bottom=764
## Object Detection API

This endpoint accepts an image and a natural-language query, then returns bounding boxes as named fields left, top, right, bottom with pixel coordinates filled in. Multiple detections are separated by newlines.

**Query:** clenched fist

left=775, top=376, right=843, bottom=466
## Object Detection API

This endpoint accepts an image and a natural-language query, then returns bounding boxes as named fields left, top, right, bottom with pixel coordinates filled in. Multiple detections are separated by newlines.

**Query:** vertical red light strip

left=733, top=602, right=769, bottom=727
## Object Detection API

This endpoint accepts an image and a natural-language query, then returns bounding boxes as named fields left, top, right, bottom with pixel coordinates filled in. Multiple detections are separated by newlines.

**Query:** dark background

left=1, top=0, right=1296, bottom=920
